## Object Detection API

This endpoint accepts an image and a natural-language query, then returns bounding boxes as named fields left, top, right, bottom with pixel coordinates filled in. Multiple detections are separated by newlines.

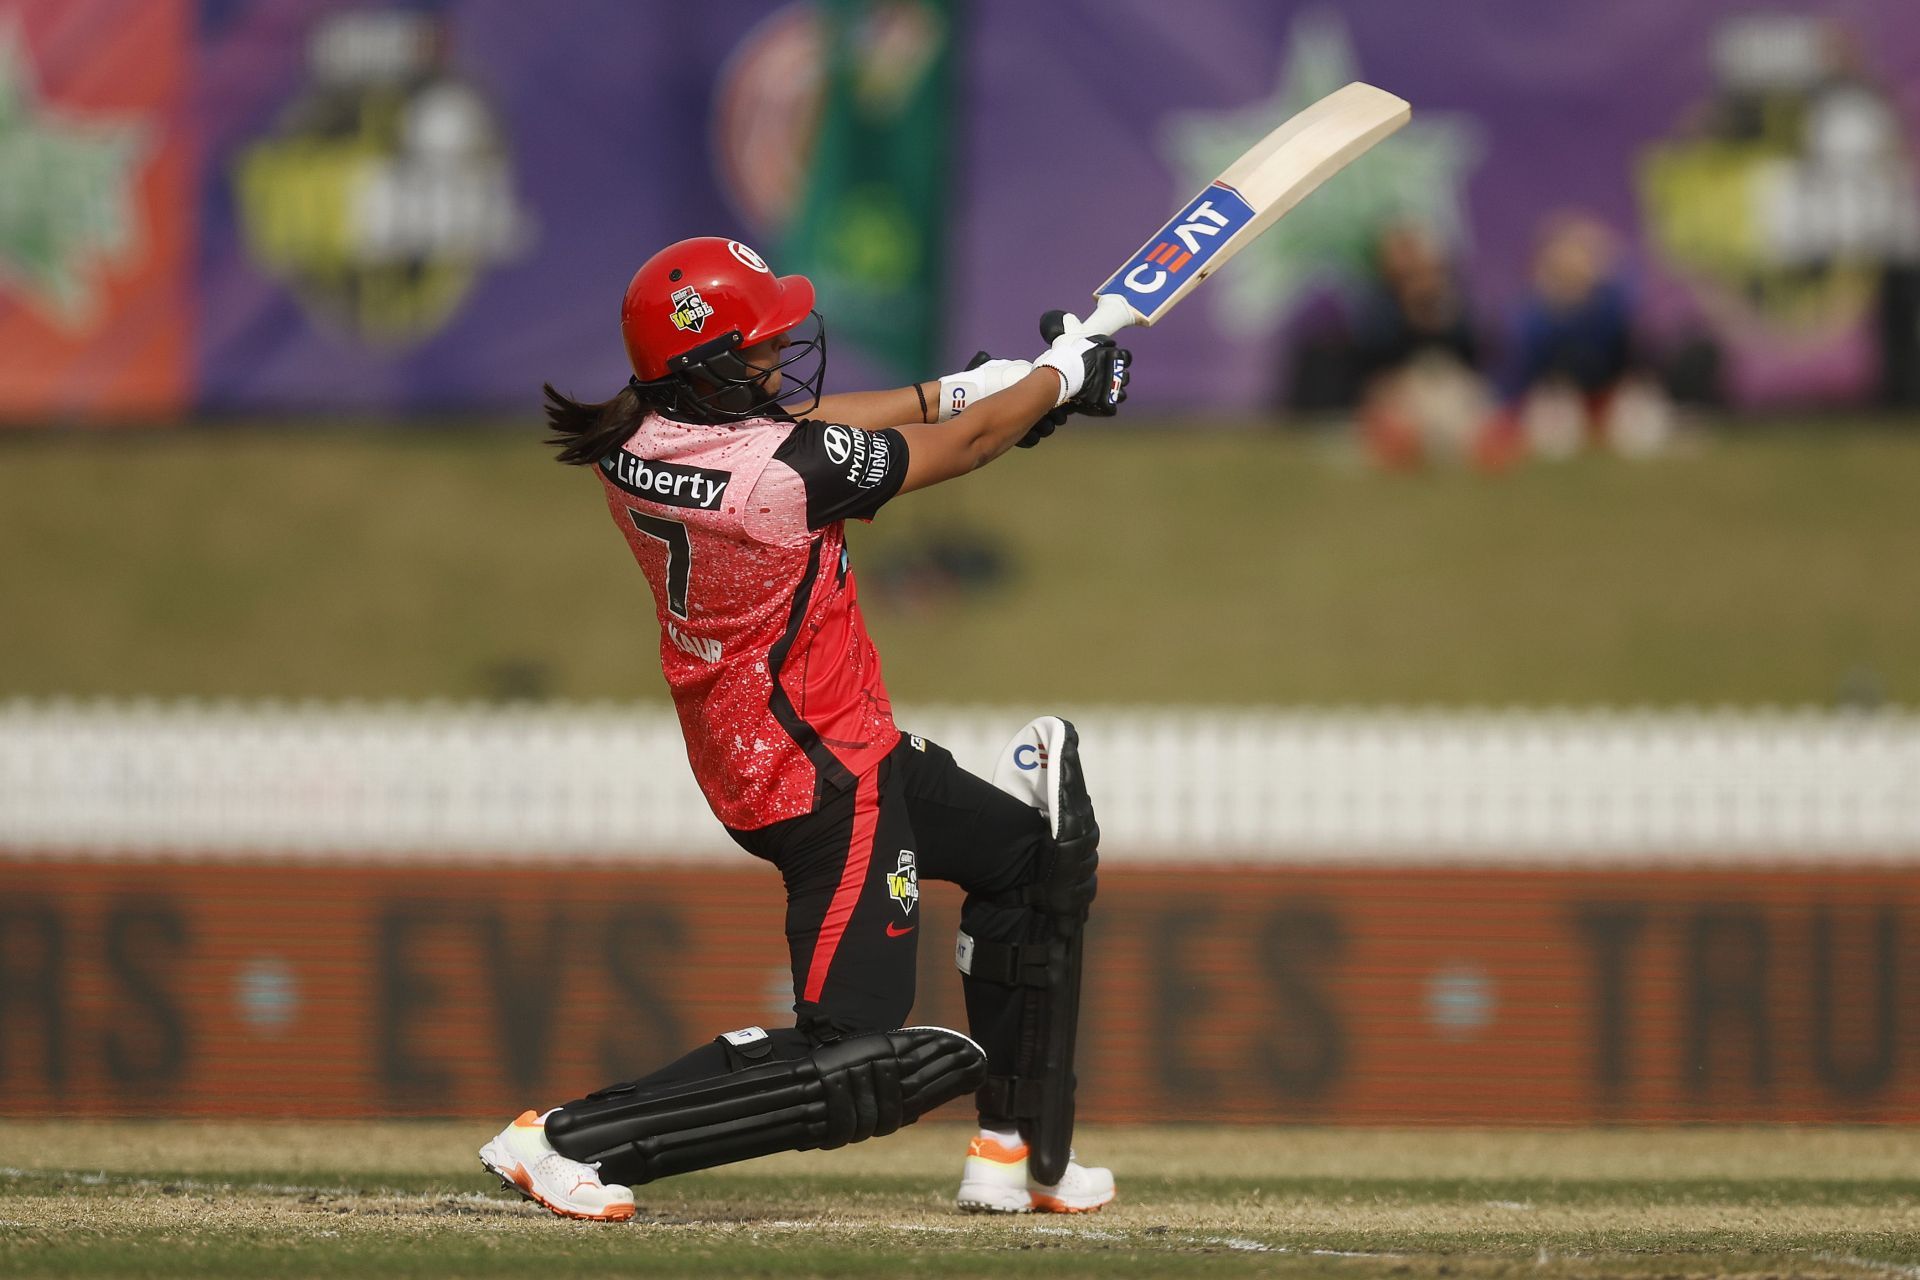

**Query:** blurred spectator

left=866, top=524, right=1012, bottom=615
left=1357, top=223, right=1481, bottom=377
left=1492, top=212, right=1672, bottom=462
left=1279, top=294, right=1362, bottom=415
left=1351, top=222, right=1493, bottom=469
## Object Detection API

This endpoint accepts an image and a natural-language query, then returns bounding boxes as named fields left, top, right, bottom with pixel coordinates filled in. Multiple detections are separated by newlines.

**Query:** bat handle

left=1083, top=293, right=1140, bottom=337
left=1044, top=294, right=1141, bottom=342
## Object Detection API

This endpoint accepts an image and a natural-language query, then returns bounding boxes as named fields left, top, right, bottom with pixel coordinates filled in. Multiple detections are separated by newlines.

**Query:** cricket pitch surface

left=2, top=1123, right=1916, bottom=1277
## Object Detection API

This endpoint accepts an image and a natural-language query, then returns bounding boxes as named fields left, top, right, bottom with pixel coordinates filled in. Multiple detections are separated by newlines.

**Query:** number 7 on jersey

left=627, top=511, right=692, bottom=620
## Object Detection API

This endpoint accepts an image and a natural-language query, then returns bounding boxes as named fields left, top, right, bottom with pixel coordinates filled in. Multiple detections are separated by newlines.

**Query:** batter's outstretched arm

left=813, top=383, right=941, bottom=431
left=892, top=329, right=1116, bottom=494
left=893, top=369, right=1064, bottom=494
left=814, top=352, right=1039, bottom=431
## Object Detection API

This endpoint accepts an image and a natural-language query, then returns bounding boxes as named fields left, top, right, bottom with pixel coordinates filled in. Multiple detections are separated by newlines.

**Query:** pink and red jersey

left=597, top=410, right=911, bottom=830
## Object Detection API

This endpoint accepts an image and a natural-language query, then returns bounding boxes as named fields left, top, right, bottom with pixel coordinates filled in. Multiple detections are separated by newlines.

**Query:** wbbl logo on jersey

left=1099, top=181, right=1256, bottom=321
left=886, top=850, right=919, bottom=916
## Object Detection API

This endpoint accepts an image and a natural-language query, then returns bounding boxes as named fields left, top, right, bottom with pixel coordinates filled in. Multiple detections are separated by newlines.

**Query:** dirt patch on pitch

left=5, top=1169, right=1915, bottom=1244
left=4, top=1128, right=1919, bottom=1278
left=7, top=1122, right=1920, bottom=1183
left=2, top=1176, right=1914, bottom=1280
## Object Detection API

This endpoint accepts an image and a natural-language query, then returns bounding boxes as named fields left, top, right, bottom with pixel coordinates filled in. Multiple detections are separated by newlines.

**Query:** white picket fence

left=2, top=699, right=1918, bottom=863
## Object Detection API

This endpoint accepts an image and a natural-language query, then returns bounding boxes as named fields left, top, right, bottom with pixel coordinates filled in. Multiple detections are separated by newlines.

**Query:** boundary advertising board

left=0, top=860, right=1909, bottom=1124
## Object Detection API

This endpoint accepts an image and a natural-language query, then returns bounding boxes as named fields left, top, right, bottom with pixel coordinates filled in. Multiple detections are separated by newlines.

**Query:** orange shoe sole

left=482, top=1156, right=636, bottom=1223
left=1030, top=1192, right=1115, bottom=1214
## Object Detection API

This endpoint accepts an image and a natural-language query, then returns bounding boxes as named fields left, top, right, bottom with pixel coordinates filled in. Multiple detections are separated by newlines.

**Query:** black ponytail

left=543, top=381, right=653, bottom=466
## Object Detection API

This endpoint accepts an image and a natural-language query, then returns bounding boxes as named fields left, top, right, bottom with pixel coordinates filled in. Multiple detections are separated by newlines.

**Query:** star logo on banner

left=0, top=20, right=146, bottom=330
left=1159, top=9, right=1482, bottom=332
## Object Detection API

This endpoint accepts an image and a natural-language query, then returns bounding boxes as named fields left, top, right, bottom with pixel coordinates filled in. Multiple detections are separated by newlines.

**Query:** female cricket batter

left=478, top=236, right=1128, bottom=1220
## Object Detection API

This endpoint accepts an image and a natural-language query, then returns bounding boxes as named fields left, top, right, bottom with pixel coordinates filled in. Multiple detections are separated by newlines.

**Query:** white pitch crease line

left=1812, top=1253, right=1920, bottom=1279
left=1192, top=1235, right=1276, bottom=1252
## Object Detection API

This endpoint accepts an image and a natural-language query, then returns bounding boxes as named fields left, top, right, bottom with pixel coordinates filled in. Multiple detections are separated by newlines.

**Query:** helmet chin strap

left=702, top=372, right=773, bottom=416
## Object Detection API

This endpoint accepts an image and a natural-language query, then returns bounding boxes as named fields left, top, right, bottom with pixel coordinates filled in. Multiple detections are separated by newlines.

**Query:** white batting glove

left=1047, top=311, right=1092, bottom=338
left=1033, top=330, right=1118, bottom=407
left=938, top=357, right=1034, bottom=421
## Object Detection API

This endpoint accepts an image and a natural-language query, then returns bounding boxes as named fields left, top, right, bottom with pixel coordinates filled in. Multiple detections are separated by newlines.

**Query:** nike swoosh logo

left=886, top=921, right=916, bottom=937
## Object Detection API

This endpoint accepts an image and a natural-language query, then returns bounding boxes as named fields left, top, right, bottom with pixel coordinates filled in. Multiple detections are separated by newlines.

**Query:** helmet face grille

left=643, top=311, right=827, bottom=422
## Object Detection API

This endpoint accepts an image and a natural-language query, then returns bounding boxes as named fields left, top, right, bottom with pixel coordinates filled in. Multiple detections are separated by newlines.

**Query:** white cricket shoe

left=479, top=1109, right=637, bottom=1222
left=955, top=1135, right=1116, bottom=1214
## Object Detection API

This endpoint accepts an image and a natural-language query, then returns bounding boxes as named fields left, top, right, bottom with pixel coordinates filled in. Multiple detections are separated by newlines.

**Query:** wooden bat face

left=1087, top=82, right=1411, bottom=332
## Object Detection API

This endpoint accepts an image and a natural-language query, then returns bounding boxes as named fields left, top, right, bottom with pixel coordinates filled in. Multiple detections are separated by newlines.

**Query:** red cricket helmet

left=620, top=237, right=816, bottom=381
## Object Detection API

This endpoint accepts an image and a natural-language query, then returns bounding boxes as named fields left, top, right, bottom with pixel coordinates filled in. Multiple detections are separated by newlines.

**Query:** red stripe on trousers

left=803, top=769, right=881, bottom=1004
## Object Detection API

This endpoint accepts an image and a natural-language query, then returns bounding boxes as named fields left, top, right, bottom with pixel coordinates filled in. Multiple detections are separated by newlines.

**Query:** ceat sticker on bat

left=1098, top=181, right=1256, bottom=320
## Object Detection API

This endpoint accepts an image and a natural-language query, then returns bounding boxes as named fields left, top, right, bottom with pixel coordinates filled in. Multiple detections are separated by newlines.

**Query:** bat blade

left=1084, top=82, right=1410, bottom=336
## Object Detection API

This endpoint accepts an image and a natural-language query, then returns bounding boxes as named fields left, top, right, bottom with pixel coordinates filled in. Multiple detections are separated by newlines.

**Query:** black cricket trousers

left=600, top=732, right=1052, bottom=1127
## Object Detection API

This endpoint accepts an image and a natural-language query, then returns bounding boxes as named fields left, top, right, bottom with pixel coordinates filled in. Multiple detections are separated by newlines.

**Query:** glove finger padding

left=1074, top=345, right=1130, bottom=417
left=941, top=351, right=1035, bottom=422
left=1035, top=311, right=1131, bottom=417
left=967, top=346, right=1065, bottom=447
left=1016, top=406, right=1067, bottom=449
left=1033, top=332, right=1118, bottom=407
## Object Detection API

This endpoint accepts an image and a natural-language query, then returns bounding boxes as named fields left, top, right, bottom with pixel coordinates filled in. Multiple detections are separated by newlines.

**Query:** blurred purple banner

left=194, top=0, right=770, bottom=413
left=175, top=0, right=1920, bottom=415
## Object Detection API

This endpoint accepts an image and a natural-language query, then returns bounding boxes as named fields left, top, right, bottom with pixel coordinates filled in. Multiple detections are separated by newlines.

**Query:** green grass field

left=4, top=421, right=1919, bottom=706
left=2, top=1123, right=1917, bottom=1278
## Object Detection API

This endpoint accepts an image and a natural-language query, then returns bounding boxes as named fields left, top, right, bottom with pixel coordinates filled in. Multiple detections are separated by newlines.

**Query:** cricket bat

left=1068, top=82, right=1411, bottom=339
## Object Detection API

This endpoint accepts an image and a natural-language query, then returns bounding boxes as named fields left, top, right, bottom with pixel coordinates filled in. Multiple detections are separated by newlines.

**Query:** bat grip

left=1083, top=293, right=1139, bottom=337
left=1041, top=295, right=1140, bottom=342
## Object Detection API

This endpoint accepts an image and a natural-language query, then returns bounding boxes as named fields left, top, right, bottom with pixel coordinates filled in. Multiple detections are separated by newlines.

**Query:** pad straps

left=976, top=1073, right=1047, bottom=1120
left=955, top=930, right=1052, bottom=988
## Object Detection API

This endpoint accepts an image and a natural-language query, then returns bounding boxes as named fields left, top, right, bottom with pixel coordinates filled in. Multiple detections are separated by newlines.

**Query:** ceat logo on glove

left=727, top=240, right=771, bottom=273
left=1013, top=742, right=1049, bottom=771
